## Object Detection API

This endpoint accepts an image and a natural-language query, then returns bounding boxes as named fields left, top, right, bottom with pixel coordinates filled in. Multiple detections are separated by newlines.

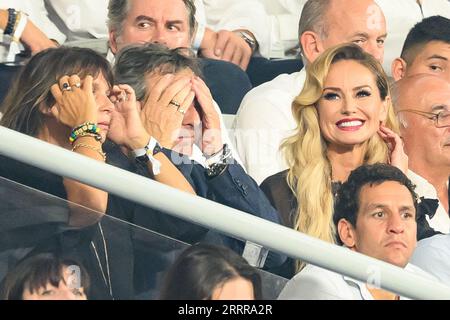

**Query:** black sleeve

left=260, top=170, right=297, bottom=228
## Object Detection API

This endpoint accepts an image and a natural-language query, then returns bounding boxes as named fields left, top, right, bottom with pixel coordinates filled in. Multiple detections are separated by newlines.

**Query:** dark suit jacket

left=162, top=149, right=287, bottom=270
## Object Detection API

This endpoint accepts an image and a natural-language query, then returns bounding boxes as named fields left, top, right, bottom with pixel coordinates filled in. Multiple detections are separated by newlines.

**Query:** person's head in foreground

left=333, top=163, right=418, bottom=268
left=159, top=243, right=262, bottom=300
left=1, top=253, right=90, bottom=300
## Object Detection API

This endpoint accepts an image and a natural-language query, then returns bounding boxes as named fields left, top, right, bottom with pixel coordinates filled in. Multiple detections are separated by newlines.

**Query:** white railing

left=0, top=125, right=449, bottom=300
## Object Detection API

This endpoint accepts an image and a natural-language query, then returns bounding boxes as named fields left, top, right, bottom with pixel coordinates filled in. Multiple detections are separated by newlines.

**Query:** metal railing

left=0, top=125, right=449, bottom=300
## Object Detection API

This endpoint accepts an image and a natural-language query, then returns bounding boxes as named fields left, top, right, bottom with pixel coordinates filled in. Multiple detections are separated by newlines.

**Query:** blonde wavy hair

left=282, top=44, right=399, bottom=271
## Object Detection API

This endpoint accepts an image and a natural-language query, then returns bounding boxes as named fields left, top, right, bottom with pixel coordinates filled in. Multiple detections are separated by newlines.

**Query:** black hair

left=333, top=163, right=418, bottom=245
left=400, top=15, right=450, bottom=64
left=159, top=243, right=262, bottom=300
left=0, top=252, right=90, bottom=300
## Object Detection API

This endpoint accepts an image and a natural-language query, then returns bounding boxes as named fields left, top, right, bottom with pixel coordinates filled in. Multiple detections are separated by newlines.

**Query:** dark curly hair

left=333, top=163, right=418, bottom=245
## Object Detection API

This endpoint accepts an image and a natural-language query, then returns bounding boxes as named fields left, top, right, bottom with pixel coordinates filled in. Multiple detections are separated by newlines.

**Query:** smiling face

left=340, top=181, right=417, bottom=267
left=110, top=0, right=192, bottom=54
left=316, top=59, right=387, bottom=150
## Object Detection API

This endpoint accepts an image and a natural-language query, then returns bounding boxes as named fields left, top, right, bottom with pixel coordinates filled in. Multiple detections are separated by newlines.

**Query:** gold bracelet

left=72, top=143, right=106, bottom=161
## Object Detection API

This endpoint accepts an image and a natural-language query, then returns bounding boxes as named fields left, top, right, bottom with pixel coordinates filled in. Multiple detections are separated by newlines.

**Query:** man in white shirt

left=233, top=0, right=387, bottom=184
left=411, top=234, right=450, bottom=286
left=393, top=75, right=450, bottom=234
left=279, top=163, right=427, bottom=300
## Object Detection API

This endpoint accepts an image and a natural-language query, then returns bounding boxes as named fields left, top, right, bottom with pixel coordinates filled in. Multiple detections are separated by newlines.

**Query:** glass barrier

left=0, top=176, right=287, bottom=300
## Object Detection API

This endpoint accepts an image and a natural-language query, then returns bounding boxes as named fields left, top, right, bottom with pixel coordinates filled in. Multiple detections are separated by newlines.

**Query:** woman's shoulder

left=260, top=170, right=290, bottom=190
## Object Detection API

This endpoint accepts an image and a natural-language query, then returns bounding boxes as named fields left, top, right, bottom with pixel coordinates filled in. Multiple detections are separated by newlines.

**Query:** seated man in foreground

left=278, top=163, right=432, bottom=300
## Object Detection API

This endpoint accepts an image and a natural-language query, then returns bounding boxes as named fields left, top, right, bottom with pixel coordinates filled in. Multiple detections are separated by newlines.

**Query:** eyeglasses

left=396, top=109, right=450, bottom=128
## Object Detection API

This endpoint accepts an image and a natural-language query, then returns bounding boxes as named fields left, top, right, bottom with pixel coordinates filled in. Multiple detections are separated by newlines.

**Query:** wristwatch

left=205, top=144, right=232, bottom=178
left=132, top=137, right=163, bottom=175
left=234, top=30, right=258, bottom=53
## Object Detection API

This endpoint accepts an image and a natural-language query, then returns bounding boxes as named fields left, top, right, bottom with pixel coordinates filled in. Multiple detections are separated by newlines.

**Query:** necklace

left=91, top=222, right=113, bottom=299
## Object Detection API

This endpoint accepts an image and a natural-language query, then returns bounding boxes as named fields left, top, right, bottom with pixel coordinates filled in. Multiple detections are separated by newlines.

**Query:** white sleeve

left=278, top=270, right=346, bottom=300
left=410, top=241, right=450, bottom=286
left=232, top=91, right=292, bottom=184
left=201, top=0, right=272, bottom=58
left=201, top=0, right=304, bottom=59
left=1, top=0, right=66, bottom=44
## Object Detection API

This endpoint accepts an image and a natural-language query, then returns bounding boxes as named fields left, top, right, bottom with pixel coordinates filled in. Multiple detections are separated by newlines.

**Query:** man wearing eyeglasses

left=393, top=74, right=450, bottom=235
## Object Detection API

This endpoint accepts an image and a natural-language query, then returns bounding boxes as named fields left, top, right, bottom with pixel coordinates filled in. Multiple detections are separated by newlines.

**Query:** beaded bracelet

left=4, top=9, right=17, bottom=36
left=72, top=143, right=106, bottom=161
left=69, top=122, right=101, bottom=143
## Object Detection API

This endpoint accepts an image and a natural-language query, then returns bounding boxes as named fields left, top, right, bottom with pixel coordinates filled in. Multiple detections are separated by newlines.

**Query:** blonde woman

left=260, top=44, right=407, bottom=277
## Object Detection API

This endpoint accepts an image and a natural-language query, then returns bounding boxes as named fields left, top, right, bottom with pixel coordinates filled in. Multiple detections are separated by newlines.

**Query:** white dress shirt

left=278, top=261, right=435, bottom=300
left=232, top=69, right=306, bottom=184
left=44, top=0, right=109, bottom=42
left=411, top=234, right=450, bottom=287
left=376, top=0, right=450, bottom=75
left=196, top=0, right=305, bottom=59
left=407, top=170, right=450, bottom=234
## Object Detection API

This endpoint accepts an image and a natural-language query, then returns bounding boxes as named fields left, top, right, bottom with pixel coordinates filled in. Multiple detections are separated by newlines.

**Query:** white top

left=197, top=0, right=305, bottom=59
left=375, top=0, right=450, bottom=75
left=278, top=262, right=434, bottom=300
left=411, top=234, right=450, bottom=287
left=44, top=0, right=109, bottom=42
left=407, top=170, right=450, bottom=234
left=232, top=69, right=306, bottom=184
left=0, top=0, right=65, bottom=62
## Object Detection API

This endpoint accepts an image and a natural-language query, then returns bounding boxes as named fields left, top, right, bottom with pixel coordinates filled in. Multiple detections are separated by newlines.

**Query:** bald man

left=233, top=0, right=387, bottom=184
left=394, top=75, right=450, bottom=234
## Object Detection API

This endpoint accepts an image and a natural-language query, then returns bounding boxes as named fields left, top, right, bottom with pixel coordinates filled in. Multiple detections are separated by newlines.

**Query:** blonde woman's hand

left=140, top=74, right=195, bottom=149
left=50, top=75, right=97, bottom=127
left=378, top=124, right=408, bottom=174
left=108, top=84, right=150, bottom=150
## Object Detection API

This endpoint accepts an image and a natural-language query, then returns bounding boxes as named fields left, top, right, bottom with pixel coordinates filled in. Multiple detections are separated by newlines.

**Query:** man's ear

left=300, top=31, right=323, bottom=63
left=391, top=58, right=407, bottom=81
left=337, top=219, right=356, bottom=248
left=109, top=30, right=119, bottom=54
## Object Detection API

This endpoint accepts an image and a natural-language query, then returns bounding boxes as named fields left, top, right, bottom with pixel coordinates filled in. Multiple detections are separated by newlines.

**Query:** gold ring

left=177, top=108, right=186, bottom=115
left=169, top=100, right=181, bottom=108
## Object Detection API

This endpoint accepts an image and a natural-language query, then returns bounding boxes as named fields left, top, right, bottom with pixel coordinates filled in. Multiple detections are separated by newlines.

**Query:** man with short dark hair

left=107, top=0, right=252, bottom=115
left=391, top=15, right=450, bottom=81
left=279, top=164, right=431, bottom=300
